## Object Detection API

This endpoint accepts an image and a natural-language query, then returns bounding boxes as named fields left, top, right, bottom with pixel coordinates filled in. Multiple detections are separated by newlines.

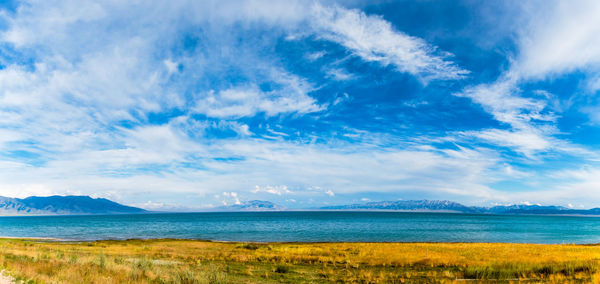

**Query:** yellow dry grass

left=1, top=238, right=600, bottom=283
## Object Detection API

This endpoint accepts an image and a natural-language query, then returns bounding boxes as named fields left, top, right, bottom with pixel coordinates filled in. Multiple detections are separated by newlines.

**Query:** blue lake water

left=1, top=211, right=600, bottom=244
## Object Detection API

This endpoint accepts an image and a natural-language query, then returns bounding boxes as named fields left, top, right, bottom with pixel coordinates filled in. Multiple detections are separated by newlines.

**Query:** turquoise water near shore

left=2, top=211, right=600, bottom=244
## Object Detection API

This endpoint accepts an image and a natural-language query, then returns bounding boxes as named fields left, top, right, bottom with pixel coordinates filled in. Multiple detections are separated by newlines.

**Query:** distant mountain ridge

left=2, top=196, right=598, bottom=215
left=215, top=200, right=285, bottom=211
left=0, top=195, right=146, bottom=215
left=321, top=200, right=480, bottom=213
left=319, top=200, right=600, bottom=215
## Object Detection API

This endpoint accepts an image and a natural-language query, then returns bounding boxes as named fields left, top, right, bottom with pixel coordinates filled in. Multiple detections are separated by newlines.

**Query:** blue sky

left=1, top=0, right=600, bottom=210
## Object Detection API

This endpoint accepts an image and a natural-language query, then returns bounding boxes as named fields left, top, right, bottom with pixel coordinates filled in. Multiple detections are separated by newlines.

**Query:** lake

left=2, top=211, right=599, bottom=244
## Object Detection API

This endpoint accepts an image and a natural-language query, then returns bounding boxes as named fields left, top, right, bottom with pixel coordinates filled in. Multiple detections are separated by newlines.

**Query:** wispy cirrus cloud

left=514, top=0, right=600, bottom=79
left=193, top=71, right=323, bottom=119
left=455, top=0, right=600, bottom=158
left=455, top=77, right=558, bottom=157
left=310, top=3, right=469, bottom=82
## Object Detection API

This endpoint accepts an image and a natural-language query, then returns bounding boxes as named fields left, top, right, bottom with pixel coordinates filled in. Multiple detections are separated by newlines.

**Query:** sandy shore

left=0, top=236, right=60, bottom=241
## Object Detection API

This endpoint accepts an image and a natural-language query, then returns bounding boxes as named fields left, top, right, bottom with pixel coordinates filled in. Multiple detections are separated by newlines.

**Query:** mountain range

left=321, top=200, right=480, bottom=213
left=1, top=196, right=599, bottom=216
left=0, top=195, right=146, bottom=215
left=320, top=200, right=600, bottom=215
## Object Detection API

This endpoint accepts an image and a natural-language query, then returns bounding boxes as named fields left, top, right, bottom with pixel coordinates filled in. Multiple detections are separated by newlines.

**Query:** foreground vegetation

left=1, top=239, right=600, bottom=283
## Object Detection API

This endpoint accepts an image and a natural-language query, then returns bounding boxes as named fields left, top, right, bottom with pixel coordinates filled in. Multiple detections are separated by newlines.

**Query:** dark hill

left=0, top=195, right=146, bottom=215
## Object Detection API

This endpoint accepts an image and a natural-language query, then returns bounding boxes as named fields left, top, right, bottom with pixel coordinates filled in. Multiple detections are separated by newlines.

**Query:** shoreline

left=0, top=236, right=60, bottom=240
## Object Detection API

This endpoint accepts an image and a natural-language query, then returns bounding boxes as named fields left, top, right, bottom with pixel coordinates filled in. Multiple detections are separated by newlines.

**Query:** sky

left=1, top=0, right=600, bottom=210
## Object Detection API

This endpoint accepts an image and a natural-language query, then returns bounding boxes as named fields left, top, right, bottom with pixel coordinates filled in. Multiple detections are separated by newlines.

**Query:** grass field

left=1, top=238, right=600, bottom=283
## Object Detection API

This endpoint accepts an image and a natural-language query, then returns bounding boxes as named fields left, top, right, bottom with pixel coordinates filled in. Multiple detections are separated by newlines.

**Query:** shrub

left=275, top=265, right=290, bottom=274
left=239, top=244, right=260, bottom=250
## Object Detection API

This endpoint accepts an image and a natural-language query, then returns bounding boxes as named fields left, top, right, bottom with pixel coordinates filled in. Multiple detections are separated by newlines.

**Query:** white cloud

left=453, top=0, right=600, bottom=158
left=456, top=78, right=551, bottom=156
left=311, top=3, right=468, bottom=82
left=252, top=185, right=292, bottom=196
left=514, top=0, right=600, bottom=79
left=0, top=0, right=484, bottom=208
left=326, top=68, right=355, bottom=81
left=461, top=128, right=551, bottom=158
left=305, top=51, right=326, bottom=61
left=193, top=78, right=323, bottom=119
left=0, top=125, right=509, bottom=207
left=0, top=183, right=56, bottom=199
left=135, top=201, right=166, bottom=210
left=0, top=0, right=465, bottom=145
left=164, top=59, right=179, bottom=74
left=447, top=0, right=600, bottom=161
left=454, top=77, right=558, bottom=158
left=221, top=192, right=241, bottom=205
left=0, top=0, right=328, bottom=139
left=457, top=78, right=555, bottom=129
